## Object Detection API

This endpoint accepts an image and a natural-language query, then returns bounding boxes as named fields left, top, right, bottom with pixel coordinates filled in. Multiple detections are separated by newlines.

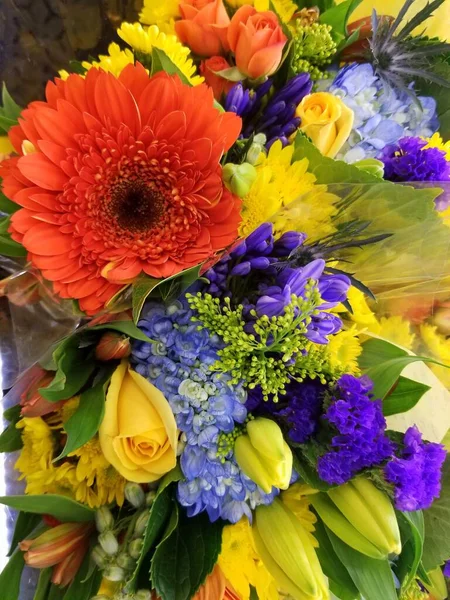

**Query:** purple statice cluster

left=384, top=426, right=446, bottom=511
left=321, top=63, right=439, bottom=163
left=205, top=223, right=350, bottom=345
left=247, top=379, right=326, bottom=444
left=225, top=73, right=312, bottom=148
left=131, top=301, right=277, bottom=523
left=380, top=137, right=450, bottom=183
left=317, top=375, right=394, bottom=485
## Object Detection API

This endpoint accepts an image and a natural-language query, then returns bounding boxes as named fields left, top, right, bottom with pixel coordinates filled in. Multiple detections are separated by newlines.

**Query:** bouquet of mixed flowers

left=1, top=0, right=450, bottom=599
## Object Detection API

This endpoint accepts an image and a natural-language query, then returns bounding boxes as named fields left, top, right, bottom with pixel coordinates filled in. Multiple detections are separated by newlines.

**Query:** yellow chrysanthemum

left=325, top=326, right=362, bottom=374
left=0, top=135, right=14, bottom=158
left=219, top=519, right=279, bottom=600
left=227, top=0, right=254, bottom=6
left=118, top=22, right=204, bottom=86
left=82, top=42, right=135, bottom=77
left=280, top=483, right=318, bottom=547
left=336, top=287, right=380, bottom=332
left=424, top=132, right=450, bottom=161
left=255, top=0, right=297, bottom=23
left=15, top=417, right=55, bottom=492
left=377, top=315, right=416, bottom=350
left=139, top=0, right=179, bottom=34
left=420, top=324, right=450, bottom=388
left=240, top=141, right=318, bottom=237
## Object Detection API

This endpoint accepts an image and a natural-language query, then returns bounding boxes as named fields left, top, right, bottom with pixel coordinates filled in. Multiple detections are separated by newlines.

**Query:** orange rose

left=227, top=6, right=287, bottom=79
left=200, top=56, right=235, bottom=100
left=175, top=0, right=231, bottom=57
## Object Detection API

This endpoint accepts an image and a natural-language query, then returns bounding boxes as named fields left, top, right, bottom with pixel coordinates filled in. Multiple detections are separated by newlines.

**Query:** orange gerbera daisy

left=1, top=64, right=242, bottom=314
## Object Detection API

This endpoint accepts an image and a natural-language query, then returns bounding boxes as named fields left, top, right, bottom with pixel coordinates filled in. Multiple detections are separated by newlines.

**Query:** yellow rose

left=99, top=360, right=178, bottom=483
left=296, top=92, right=354, bottom=159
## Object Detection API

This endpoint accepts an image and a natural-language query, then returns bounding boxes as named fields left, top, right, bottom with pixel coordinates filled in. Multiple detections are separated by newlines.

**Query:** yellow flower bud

left=253, top=499, right=329, bottom=600
left=222, top=162, right=258, bottom=198
left=234, top=418, right=293, bottom=493
left=319, top=477, right=401, bottom=558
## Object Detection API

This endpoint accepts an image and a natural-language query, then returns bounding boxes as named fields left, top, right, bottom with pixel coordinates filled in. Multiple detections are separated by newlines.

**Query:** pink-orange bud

left=95, top=331, right=131, bottom=361
left=20, top=368, right=63, bottom=417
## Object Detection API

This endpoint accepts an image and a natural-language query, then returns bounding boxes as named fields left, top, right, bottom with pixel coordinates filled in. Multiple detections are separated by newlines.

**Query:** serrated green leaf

left=0, top=549, right=25, bottom=600
left=152, top=524, right=191, bottom=600
left=382, top=376, right=430, bottom=416
left=33, top=568, right=52, bottom=600
left=63, top=552, right=102, bottom=600
left=422, top=456, right=450, bottom=570
left=2, top=84, right=22, bottom=122
left=0, top=404, right=23, bottom=453
left=151, top=47, right=192, bottom=86
left=326, top=528, right=397, bottom=600
left=9, top=511, right=42, bottom=556
left=89, top=320, right=154, bottom=342
left=55, top=379, right=108, bottom=460
left=0, top=494, right=95, bottom=522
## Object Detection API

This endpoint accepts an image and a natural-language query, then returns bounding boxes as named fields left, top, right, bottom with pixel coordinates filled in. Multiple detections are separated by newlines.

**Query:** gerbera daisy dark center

left=110, top=181, right=166, bottom=232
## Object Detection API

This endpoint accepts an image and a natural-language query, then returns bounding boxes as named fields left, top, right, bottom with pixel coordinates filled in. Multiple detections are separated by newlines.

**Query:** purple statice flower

left=384, top=426, right=446, bottom=511
left=380, top=136, right=450, bottom=183
left=131, top=300, right=277, bottom=523
left=444, top=562, right=450, bottom=578
left=317, top=375, right=394, bottom=485
left=225, top=74, right=312, bottom=148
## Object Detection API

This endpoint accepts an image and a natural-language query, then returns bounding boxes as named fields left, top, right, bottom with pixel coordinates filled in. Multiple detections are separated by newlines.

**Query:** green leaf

left=39, top=337, right=96, bottom=402
left=34, top=568, right=52, bottom=600
left=212, top=67, right=246, bottom=82
left=327, top=528, right=397, bottom=600
left=0, top=233, right=27, bottom=257
left=416, top=61, right=450, bottom=140
left=382, top=376, right=430, bottom=417
left=396, top=511, right=425, bottom=592
left=9, top=511, right=42, bottom=556
left=55, top=379, right=107, bottom=460
left=47, top=584, right=66, bottom=600
left=310, top=520, right=359, bottom=599
left=320, top=0, right=363, bottom=43
left=0, top=115, right=18, bottom=134
left=0, top=404, right=23, bottom=453
left=63, top=553, right=102, bottom=600
left=132, top=275, right=162, bottom=323
left=151, top=47, right=192, bottom=86
left=2, top=84, right=22, bottom=122
left=89, top=320, right=154, bottom=342
left=294, top=449, right=333, bottom=491
left=0, top=549, right=25, bottom=600
left=0, top=188, right=20, bottom=214
left=0, top=495, right=95, bottom=522
left=422, top=456, right=450, bottom=570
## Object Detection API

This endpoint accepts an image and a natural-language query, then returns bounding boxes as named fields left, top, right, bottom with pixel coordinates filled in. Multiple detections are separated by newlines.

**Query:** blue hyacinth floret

left=131, top=301, right=277, bottom=523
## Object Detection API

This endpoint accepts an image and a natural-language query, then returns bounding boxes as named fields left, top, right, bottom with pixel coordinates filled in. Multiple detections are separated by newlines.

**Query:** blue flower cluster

left=381, top=137, right=450, bottom=183
left=384, top=426, right=446, bottom=511
left=322, top=63, right=439, bottom=163
left=317, top=375, right=393, bottom=485
left=225, top=73, right=312, bottom=148
left=131, top=301, right=277, bottom=523
left=205, top=223, right=350, bottom=345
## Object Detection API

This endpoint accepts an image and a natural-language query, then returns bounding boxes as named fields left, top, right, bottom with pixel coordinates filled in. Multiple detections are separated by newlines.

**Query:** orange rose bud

left=95, top=331, right=131, bottom=361
left=200, top=57, right=235, bottom=100
left=20, top=523, right=93, bottom=586
left=227, top=6, right=287, bottom=80
left=175, top=0, right=231, bottom=57
left=20, top=368, right=63, bottom=418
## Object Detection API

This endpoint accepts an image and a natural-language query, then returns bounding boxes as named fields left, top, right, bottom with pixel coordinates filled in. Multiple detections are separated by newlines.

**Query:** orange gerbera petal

left=1, top=65, right=242, bottom=314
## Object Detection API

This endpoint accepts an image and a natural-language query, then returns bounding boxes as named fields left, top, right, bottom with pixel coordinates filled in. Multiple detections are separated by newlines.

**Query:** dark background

left=0, top=0, right=144, bottom=106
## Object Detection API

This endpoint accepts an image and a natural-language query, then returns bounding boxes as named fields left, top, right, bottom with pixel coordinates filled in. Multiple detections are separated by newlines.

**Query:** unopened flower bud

left=95, top=331, right=131, bottom=361
left=103, top=564, right=126, bottom=582
left=125, top=482, right=145, bottom=508
left=222, top=162, right=257, bottom=198
left=128, top=538, right=144, bottom=559
left=146, top=490, right=157, bottom=507
left=99, top=531, right=119, bottom=556
left=134, top=510, right=150, bottom=536
left=246, top=134, right=267, bottom=165
left=95, top=507, right=114, bottom=533
left=92, top=545, right=109, bottom=568
left=135, top=591, right=152, bottom=600
left=117, top=552, right=137, bottom=571
left=353, top=158, right=385, bottom=179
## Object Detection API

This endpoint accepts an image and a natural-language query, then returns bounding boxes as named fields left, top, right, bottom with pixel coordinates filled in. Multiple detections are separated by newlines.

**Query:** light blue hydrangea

left=131, top=300, right=278, bottom=523
left=320, top=63, right=439, bottom=163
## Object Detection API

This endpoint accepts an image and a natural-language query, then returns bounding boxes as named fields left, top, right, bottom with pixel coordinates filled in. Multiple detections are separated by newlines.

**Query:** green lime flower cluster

left=187, top=287, right=328, bottom=402
left=291, top=22, right=337, bottom=80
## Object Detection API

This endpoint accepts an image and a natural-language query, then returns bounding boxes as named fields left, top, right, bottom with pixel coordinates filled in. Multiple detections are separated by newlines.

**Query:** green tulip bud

left=124, top=482, right=146, bottom=508
left=129, top=538, right=144, bottom=559
left=99, top=531, right=119, bottom=556
left=353, top=158, right=385, bottom=179
left=95, top=507, right=114, bottom=533
left=134, top=510, right=150, bottom=536
left=103, top=564, right=126, bottom=582
left=222, top=162, right=257, bottom=198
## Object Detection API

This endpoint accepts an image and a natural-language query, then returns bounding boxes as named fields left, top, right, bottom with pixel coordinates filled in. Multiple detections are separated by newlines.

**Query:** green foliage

left=0, top=404, right=23, bottom=453
left=0, top=84, right=21, bottom=134
left=0, top=186, right=20, bottom=214
left=0, top=215, right=27, bottom=257
left=90, top=320, right=154, bottom=343
left=319, top=0, right=363, bottom=45
left=150, top=47, right=192, bottom=86
left=395, top=511, right=425, bottom=593
left=62, top=553, right=103, bottom=600
left=187, top=288, right=329, bottom=401
left=9, top=511, right=42, bottom=556
left=34, top=568, right=52, bottom=600
left=0, top=549, right=25, bottom=600
left=417, top=60, right=450, bottom=140
left=0, top=494, right=95, bottom=522
left=382, top=377, right=430, bottom=417
left=422, top=456, right=450, bottom=571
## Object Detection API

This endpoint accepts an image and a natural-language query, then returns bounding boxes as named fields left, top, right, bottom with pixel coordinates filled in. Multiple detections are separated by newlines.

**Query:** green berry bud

left=129, top=538, right=144, bottom=559
left=99, top=531, right=119, bottom=556
left=222, top=162, right=257, bottom=198
left=91, top=545, right=109, bottom=568
left=135, top=591, right=152, bottom=600
left=134, top=510, right=150, bottom=536
left=146, top=490, right=157, bottom=507
left=95, top=507, right=114, bottom=533
left=103, top=564, right=126, bottom=582
left=117, top=552, right=137, bottom=571
left=124, top=482, right=146, bottom=508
